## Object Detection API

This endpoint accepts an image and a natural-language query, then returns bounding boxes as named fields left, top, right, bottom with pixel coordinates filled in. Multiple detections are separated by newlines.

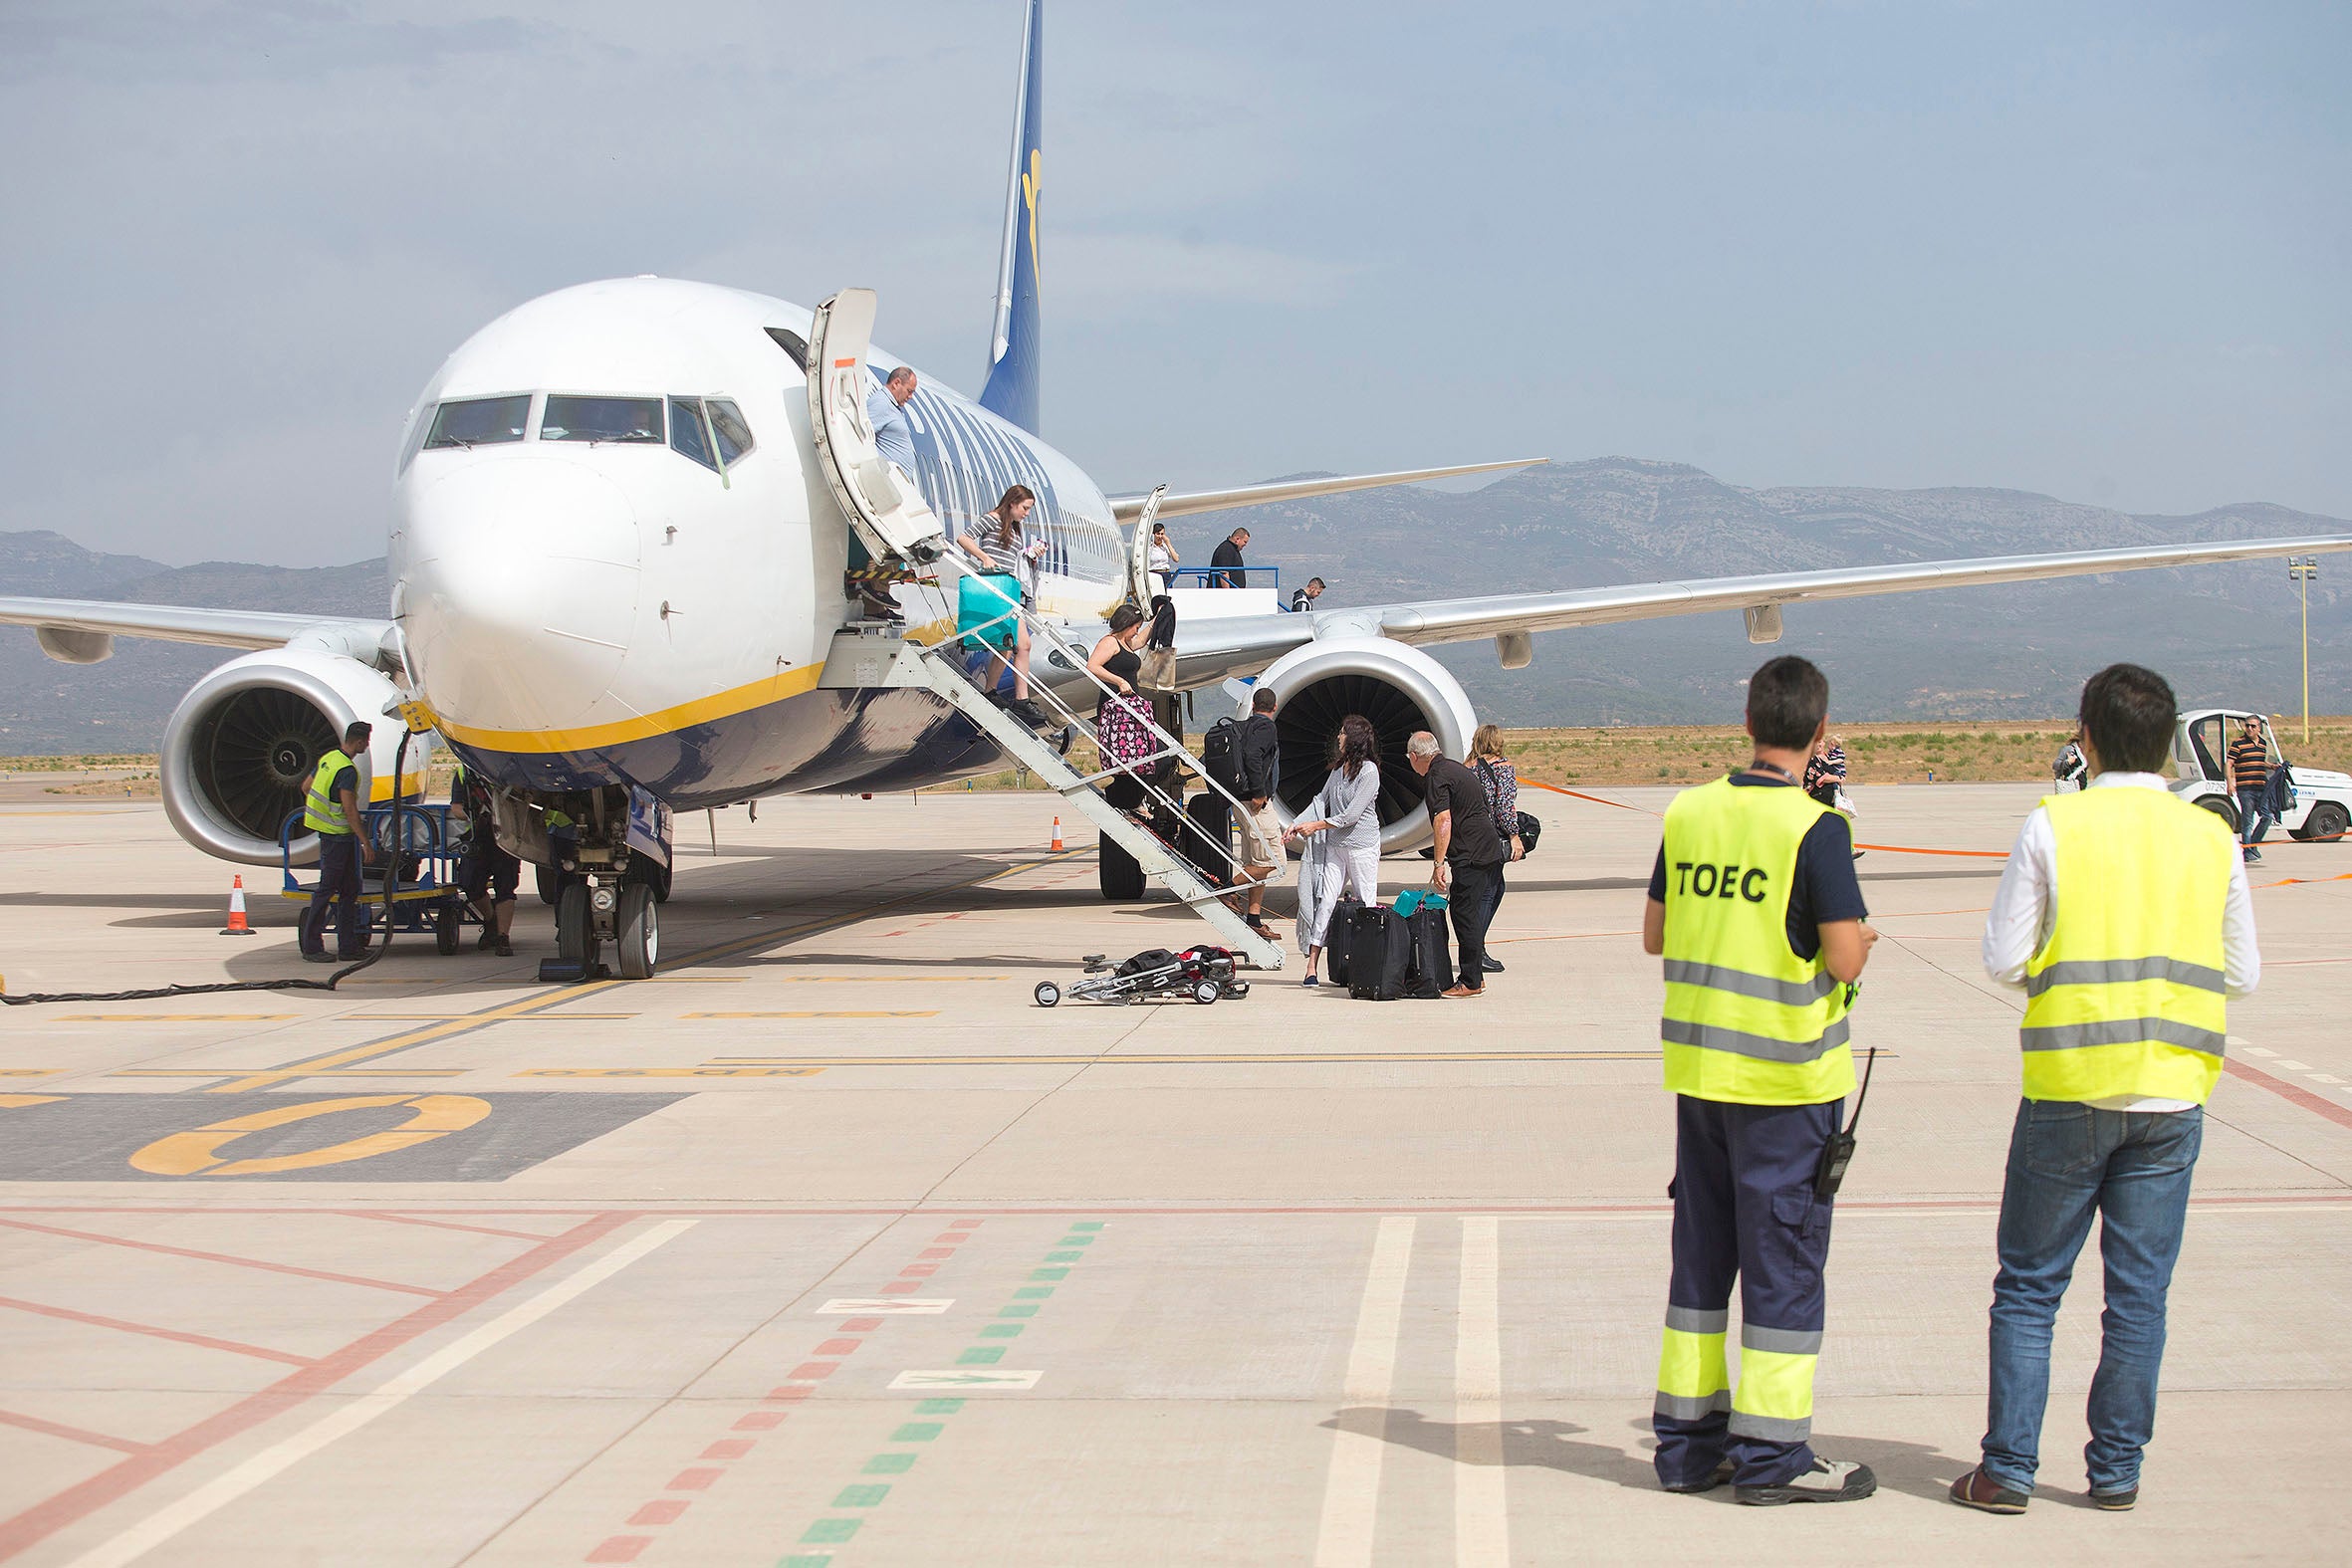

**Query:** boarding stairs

left=804, top=287, right=1282, bottom=971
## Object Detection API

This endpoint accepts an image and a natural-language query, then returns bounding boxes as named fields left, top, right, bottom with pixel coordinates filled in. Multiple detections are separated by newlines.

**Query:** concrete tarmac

left=1, top=785, right=2347, bottom=1565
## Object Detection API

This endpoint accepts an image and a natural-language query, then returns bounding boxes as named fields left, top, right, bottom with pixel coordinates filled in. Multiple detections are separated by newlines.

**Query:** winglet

left=980, top=0, right=1045, bottom=434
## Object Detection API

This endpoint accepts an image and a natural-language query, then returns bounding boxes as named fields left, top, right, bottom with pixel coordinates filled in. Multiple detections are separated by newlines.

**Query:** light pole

left=2288, top=556, right=2319, bottom=744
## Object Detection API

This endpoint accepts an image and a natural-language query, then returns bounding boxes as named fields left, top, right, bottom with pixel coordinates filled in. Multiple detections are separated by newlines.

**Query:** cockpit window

left=541, top=395, right=662, bottom=444
left=667, top=397, right=757, bottom=472
left=423, top=394, right=530, bottom=449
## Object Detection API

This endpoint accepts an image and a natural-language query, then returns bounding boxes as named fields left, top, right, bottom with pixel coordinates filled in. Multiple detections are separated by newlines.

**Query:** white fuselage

left=390, top=277, right=1122, bottom=807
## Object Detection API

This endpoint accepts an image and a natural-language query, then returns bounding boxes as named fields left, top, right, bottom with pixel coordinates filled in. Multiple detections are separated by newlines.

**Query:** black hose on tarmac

left=1, top=731, right=415, bottom=1007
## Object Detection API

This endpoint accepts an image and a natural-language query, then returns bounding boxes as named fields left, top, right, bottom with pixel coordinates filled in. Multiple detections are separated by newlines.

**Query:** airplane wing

left=1169, top=533, right=2352, bottom=681
left=1107, top=459, right=1544, bottom=523
left=0, top=596, right=384, bottom=654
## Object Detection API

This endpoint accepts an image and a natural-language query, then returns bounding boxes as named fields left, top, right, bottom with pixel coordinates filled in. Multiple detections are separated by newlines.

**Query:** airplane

left=5, top=0, right=2348, bottom=980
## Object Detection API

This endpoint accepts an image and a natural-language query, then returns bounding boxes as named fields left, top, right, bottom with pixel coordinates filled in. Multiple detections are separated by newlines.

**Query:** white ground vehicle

left=2171, top=708, right=2351, bottom=842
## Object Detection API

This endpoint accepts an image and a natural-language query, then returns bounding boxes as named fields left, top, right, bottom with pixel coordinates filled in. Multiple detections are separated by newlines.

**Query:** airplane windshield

left=423, top=395, right=530, bottom=449
left=541, top=395, right=662, bottom=444
left=667, top=397, right=757, bottom=473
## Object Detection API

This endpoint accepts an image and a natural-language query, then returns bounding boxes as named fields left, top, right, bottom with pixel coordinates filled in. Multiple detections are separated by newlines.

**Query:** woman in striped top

left=955, top=485, right=1050, bottom=727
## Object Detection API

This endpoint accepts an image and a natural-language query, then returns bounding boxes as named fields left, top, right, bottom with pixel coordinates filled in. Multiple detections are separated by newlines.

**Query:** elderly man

left=1407, top=730, right=1508, bottom=997
left=867, top=366, right=919, bottom=471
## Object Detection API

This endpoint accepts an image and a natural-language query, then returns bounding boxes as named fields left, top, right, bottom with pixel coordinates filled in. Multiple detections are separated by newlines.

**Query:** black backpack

left=1347, top=905, right=1412, bottom=1001
left=1200, top=717, right=1243, bottom=792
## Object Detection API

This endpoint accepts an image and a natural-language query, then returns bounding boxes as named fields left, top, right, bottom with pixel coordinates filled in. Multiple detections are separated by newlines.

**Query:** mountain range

left=2, top=457, right=2343, bottom=753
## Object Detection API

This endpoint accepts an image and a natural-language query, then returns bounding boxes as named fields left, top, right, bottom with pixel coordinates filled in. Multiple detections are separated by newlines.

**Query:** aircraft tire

left=615, top=884, right=658, bottom=980
left=536, top=863, right=565, bottom=905
left=1099, top=836, right=1144, bottom=901
left=556, top=881, right=597, bottom=972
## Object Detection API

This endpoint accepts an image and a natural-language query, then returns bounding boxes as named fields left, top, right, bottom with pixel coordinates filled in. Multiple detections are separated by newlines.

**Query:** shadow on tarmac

left=1325, top=1409, right=1972, bottom=1503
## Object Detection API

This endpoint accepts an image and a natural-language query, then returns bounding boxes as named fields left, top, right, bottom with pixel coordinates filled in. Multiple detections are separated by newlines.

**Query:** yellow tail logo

left=1021, top=148, right=1043, bottom=285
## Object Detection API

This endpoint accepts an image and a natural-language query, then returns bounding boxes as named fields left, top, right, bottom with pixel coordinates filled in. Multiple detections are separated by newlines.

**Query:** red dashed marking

left=582, top=1222, right=984, bottom=1561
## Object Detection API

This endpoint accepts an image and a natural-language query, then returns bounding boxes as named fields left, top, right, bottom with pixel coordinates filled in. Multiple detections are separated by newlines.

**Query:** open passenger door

left=807, top=289, right=950, bottom=564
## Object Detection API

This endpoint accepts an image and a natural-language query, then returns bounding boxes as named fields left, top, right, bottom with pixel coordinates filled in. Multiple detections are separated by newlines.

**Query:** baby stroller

left=1034, top=945, right=1251, bottom=1008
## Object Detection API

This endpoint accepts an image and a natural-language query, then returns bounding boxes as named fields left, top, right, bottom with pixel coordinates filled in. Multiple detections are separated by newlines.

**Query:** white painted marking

left=2277, top=1059, right=2313, bottom=1071
left=887, top=1369, right=1041, bottom=1390
left=820, top=1297, right=953, bottom=1314
left=1455, top=1216, right=1508, bottom=1566
left=60, top=1220, right=695, bottom=1568
left=2308, top=1074, right=2344, bottom=1085
left=1313, top=1214, right=1415, bottom=1568
left=2242, top=1045, right=2276, bottom=1056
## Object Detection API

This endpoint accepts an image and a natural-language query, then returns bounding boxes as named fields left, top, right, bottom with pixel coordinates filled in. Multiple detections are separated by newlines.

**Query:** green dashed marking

left=1014, top=1286, right=1054, bottom=1300
left=979, top=1323, right=1025, bottom=1339
left=1068, top=1221, right=1105, bottom=1232
left=833, top=1483, right=891, bottom=1508
left=864, top=1453, right=918, bottom=1474
left=913, top=1398, right=966, bottom=1415
left=1030, top=1266, right=1069, bottom=1280
left=1044, top=1251, right=1084, bottom=1262
left=999, top=1303, right=1040, bottom=1318
left=800, top=1517, right=861, bottom=1545
left=782, top=1556, right=832, bottom=1568
left=955, top=1345, right=1007, bottom=1365
left=1056, top=1234, right=1094, bottom=1245
left=889, top=1422, right=944, bottom=1443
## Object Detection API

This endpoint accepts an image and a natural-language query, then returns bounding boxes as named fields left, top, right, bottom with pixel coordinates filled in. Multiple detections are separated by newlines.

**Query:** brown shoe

left=1441, top=985, right=1484, bottom=999
left=1948, top=1465, right=2028, bottom=1514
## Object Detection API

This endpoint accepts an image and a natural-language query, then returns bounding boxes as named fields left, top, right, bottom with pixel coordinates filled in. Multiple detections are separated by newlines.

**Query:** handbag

left=1137, top=645, right=1178, bottom=694
left=1478, top=759, right=1537, bottom=859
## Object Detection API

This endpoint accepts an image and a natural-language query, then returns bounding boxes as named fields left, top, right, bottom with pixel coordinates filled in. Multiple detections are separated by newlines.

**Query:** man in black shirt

left=1209, top=528, right=1250, bottom=588
left=1410, top=731, right=1507, bottom=996
left=1290, top=576, right=1325, bottom=613
left=1229, top=688, right=1285, bottom=933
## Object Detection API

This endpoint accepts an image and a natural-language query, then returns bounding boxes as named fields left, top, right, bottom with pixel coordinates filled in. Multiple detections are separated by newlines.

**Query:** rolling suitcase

left=1347, top=904, right=1411, bottom=1001
left=1323, top=892, right=1364, bottom=986
left=1404, top=904, right=1454, bottom=998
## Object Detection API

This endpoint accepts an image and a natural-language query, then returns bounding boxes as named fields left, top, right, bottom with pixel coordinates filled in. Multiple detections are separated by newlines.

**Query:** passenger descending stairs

left=804, top=285, right=1284, bottom=973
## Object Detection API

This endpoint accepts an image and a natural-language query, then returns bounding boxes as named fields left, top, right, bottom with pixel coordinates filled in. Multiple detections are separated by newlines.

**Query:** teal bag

left=1393, top=889, right=1448, bottom=918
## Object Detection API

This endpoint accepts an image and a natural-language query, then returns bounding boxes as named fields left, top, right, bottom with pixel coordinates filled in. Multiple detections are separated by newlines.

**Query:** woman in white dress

left=1286, top=713, right=1383, bottom=987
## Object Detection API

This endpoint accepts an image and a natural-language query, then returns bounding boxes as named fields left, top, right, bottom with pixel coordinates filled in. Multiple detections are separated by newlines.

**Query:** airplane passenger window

left=423, top=394, right=531, bottom=448
left=708, top=400, right=754, bottom=464
left=541, top=395, right=663, bottom=444
left=668, top=397, right=715, bottom=469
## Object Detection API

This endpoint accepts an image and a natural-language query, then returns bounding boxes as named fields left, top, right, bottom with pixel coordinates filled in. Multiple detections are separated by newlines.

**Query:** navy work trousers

left=303, top=832, right=367, bottom=959
left=1655, top=1093, right=1841, bottom=1489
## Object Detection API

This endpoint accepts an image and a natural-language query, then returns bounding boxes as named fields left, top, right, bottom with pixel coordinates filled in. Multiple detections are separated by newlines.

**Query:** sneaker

left=495, top=937, right=515, bottom=958
left=475, top=928, right=498, bottom=952
left=1736, top=1456, right=1876, bottom=1505
left=2090, top=1485, right=2138, bottom=1512
left=1948, top=1464, right=2028, bottom=1514
left=2244, top=847, right=2262, bottom=863
left=1302, top=975, right=1320, bottom=988
left=1007, top=699, right=1050, bottom=728
left=1481, top=955, right=1505, bottom=974
left=301, top=951, right=337, bottom=964
left=1662, top=1458, right=1736, bottom=1495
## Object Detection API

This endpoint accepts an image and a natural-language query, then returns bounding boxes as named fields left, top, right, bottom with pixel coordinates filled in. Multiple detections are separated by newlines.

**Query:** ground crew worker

left=1950, top=663, right=2258, bottom=1514
left=452, top=763, right=520, bottom=957
left=1643, top=654, right=1879, bottom=1504
left=300, top=722, right=376, bottom=964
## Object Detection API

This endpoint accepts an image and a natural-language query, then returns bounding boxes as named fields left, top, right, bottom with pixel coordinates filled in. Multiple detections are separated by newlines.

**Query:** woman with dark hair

left=1087, top=603, right=1156, bottom=771
left=1286, top=713, right=1383, bottom=986
left=955, top=484, right=1048, bottom=726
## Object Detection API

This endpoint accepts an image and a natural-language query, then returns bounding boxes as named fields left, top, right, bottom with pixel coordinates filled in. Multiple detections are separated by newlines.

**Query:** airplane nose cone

left=399, top=456, right=641, bottom=736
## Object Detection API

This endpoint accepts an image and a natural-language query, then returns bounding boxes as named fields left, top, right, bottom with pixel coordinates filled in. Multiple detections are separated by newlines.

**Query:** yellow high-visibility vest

left=1658, top=777, right=1854, bottom=1106
left=2021, top=787, right=2234, bottom=1104
left=303, top=750, right=354, bottom=836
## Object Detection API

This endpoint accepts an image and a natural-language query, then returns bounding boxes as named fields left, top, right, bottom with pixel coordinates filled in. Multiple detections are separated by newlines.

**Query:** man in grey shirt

left=867, top=366, right=918, bottom=471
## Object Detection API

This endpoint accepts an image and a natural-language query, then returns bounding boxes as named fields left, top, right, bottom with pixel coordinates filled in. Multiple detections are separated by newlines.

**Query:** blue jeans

left=1982, top=1099, right=2203, bottom=1496
left=2237, top=788, right=2272, bottom=845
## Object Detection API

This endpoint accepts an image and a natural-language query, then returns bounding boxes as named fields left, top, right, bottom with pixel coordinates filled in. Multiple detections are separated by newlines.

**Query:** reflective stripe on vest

left=1658, top=776, right=1855, bottom=1106
left=303, top=750, right=353, bottom=835
left=2020, top=787, right=2234, bottom=1104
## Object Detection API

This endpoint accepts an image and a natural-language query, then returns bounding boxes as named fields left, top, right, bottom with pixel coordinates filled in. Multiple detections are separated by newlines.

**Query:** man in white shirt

left=1953, top=662, right=2257, bottom=1516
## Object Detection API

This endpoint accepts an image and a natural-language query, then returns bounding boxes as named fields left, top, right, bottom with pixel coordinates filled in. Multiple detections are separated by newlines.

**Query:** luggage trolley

left=277, top=802, right=477, bottom=956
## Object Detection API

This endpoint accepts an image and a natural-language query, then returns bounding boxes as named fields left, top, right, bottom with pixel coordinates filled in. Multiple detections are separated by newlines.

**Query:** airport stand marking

left=782, top=1221, right=1104, bottom=1566
left=583, top=1221, right=989, bottom=1565
left=206, top=850, right=1074, bottom=1096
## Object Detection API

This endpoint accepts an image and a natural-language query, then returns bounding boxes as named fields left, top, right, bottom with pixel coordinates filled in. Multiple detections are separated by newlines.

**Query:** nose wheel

left=555, top=882, right=600, bottom=974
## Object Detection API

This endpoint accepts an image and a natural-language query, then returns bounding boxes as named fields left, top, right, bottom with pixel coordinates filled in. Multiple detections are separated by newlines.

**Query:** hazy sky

left=4, top=0, right=2346, bottom=566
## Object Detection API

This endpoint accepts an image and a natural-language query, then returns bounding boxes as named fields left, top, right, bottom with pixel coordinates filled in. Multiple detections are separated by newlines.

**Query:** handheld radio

left=1812, top=1045, right=1877, bottom=1201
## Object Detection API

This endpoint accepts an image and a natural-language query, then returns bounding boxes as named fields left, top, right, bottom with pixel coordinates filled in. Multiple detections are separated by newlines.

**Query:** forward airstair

left=806, top=288, right=1283, bottom=972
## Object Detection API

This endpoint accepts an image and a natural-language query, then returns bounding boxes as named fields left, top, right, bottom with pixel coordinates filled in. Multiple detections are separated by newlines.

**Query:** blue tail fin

left=980, top=0, right=1044, bottom=433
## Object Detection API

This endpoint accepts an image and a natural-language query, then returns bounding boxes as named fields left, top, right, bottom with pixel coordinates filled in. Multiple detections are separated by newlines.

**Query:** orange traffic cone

left=219, top=874, right=254, bottom=937
left=1051, top=815, right=1064, bottom=852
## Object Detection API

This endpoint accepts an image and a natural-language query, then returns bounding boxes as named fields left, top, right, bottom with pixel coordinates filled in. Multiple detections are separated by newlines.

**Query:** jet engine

left=1250, top=636, right=1477, bottom=854
left=161, top=648, right=430, bottom=866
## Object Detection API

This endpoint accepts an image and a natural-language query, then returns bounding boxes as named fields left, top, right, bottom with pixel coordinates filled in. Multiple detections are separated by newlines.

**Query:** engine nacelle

left=1248, top=636, right=1477, bottom=854
left=161, top=649, right=430, bottom=866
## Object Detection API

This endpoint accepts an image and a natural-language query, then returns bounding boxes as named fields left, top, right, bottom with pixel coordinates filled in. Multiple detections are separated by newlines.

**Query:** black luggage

left=1200, top=716, right=1243, bottom=792
left=1178, top=791, right=1232, bottom=887
left=1404, top=905, right=1454, bottom=998
left=1324, top=892, right=1364, bottom=986
left=1347, top=904, right=1412, bottom=1001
